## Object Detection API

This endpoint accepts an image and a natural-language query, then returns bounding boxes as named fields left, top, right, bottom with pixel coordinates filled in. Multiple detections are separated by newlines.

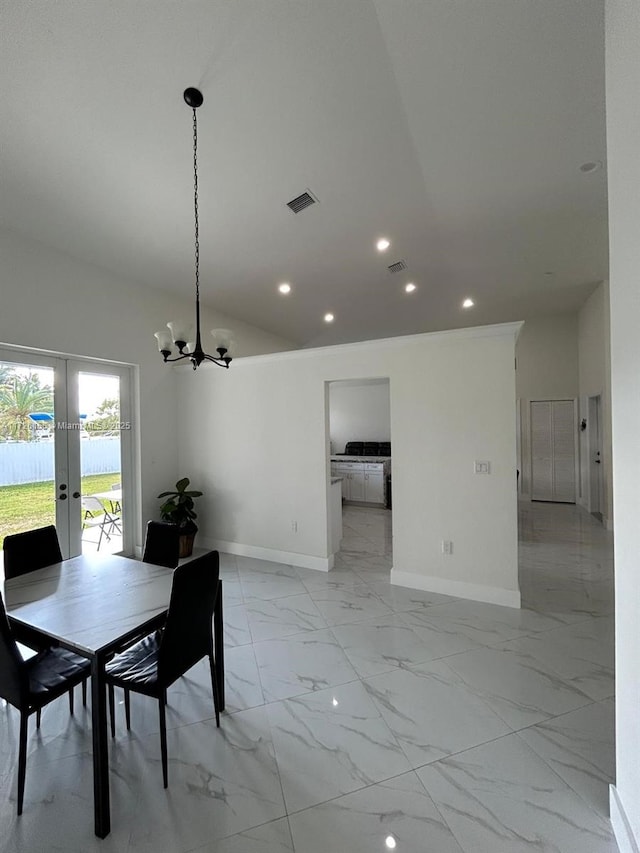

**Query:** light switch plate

left=474, top=460, right=491, bottom=474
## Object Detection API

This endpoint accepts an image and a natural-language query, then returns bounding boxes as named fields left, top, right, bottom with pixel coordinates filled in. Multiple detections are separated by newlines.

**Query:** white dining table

left=3, top=551, right=225, bottom=838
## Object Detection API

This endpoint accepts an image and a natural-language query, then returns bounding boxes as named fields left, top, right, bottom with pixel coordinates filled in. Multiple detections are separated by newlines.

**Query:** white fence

left=0, top=438, right=120, bottom=486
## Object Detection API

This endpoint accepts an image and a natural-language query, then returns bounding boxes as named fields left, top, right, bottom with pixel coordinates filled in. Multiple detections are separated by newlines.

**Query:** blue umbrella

left=28, top=413, right=87, bottom=422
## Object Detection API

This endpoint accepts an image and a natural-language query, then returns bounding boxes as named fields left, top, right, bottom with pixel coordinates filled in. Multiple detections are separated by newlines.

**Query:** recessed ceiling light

left=376, top=238, right=391, bottom=252
left=579, top=160, right=602, bottom=174
left=278, top=283, right=291, bottom=294
left=404, top=283, right=417, bottom=293
left=385, top=837, right=397, bottom=850
left=462, top=298, right=474, bottom=308
left=324, top=313, right=334, bottom=323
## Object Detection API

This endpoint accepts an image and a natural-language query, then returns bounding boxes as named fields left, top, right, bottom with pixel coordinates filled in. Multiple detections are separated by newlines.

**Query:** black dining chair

left=141, top=520, right=181, bottom=568
left=0, top=591, right=91, bottom=815
left=105, top=551, right=221, bottom=787
left=3, top=525, right=63, bottom=580
left=3, top=525, right=88, bottom=709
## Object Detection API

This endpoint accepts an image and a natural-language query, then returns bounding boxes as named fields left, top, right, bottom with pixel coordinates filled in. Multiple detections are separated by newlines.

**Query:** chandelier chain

left=156, top=88, right=231, bottom=369
left=192, top=108, right=200, bottom=303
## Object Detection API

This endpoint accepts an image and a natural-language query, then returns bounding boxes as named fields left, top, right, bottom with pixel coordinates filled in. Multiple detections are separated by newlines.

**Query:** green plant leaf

left=175, top=477, right=190, bottom=492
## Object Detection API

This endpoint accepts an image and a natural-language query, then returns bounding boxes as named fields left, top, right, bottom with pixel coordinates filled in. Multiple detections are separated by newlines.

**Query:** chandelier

left=154, top=88, right=233, bottom=370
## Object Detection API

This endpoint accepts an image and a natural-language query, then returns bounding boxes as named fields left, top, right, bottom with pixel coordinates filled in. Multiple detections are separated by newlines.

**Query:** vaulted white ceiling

left=0, top=0, right=607, bottom=348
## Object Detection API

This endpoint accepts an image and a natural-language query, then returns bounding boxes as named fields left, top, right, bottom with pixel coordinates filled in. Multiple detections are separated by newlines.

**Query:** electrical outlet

left=474, top=460, right=491, bottom=474
left=442, top=540, right=453, bottom=555
left=291, top=520, right=298, bottom=533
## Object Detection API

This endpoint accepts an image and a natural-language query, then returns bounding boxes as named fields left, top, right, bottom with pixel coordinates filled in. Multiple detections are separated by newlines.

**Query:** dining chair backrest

left=3, top=525, right=63, bottom=580
left=0, top=592, right=27, bottom=707
left=142, top=521, right=181, bottom=568
left=158, top=551, right=220, bottom=687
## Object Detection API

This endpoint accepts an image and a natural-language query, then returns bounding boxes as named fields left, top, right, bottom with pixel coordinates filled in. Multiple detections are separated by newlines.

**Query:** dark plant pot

left=178, top=529, right=196, bottom=558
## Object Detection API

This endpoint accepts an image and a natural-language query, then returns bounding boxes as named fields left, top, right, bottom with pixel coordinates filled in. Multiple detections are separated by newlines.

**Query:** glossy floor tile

left=253, top=629, right=358, bottom=702
left=288, top=771, right=465, bottom=853
left=416, top=732, right=618, bottom=853
left=0, top=501, right=618, bottom=852
left=266, top=680, right=411, bottom=813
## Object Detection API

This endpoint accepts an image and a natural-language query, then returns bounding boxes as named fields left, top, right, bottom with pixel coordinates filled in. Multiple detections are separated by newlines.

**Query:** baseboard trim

left=390, top=569, right=521, bottom=609
left=199, top=537, right=331, bottom=572
left=610, top=785, right=640, bottom=853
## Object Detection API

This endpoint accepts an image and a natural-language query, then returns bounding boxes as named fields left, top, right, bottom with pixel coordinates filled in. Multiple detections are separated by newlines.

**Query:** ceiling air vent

left=286, top=190, right=318, bottom=214
left=387, top=260, right=407, bottom=274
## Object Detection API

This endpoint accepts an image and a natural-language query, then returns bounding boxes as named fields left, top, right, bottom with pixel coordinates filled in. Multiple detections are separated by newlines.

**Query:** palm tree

left=0, top=373, right=54, bottom=441
left=86, top=397, right=119, bottom=436
left=0, top=364, right=16, bottom=386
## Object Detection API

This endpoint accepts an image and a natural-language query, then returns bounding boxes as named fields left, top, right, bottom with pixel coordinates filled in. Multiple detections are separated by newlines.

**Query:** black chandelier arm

left=159, top=350, right=231, bottom=369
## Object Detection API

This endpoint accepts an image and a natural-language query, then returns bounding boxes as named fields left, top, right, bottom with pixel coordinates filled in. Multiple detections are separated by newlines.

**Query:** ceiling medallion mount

left=154, top=87, right=234, bottom=370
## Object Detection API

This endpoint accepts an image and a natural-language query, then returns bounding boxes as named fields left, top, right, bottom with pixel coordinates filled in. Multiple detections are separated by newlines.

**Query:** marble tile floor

left=0, top=501, right=617, bottom=852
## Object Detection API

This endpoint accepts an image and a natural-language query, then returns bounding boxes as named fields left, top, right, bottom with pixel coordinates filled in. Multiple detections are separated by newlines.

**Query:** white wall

left=577, top=282, right=613, bottom=526
left=0, top=229, right=294, bottom=548
left=179, top=323, right=521, bottom=607
left=329, top=379, right=390, bottom=454
left=515, top=315, right=579, bottom=497
left=605, top=3, right=640, bottom=850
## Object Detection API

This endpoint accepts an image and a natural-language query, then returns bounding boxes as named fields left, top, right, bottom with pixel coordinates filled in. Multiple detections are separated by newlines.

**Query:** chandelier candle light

left=155, top=87, right=234, bottom=369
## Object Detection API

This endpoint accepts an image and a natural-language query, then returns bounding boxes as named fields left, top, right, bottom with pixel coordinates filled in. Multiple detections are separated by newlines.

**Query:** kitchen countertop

left=330, top=456, right=391, bottom=463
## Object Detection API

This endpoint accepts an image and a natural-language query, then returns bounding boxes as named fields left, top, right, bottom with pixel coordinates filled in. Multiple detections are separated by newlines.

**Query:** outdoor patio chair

left=81, top=496, right=119, bottom=551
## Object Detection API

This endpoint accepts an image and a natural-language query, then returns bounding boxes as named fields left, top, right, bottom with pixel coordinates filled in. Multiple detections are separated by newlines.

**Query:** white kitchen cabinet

left=364, top=464, right=385, bottom=504
left=332, top=462, right=352, bottom=499
left=331, top=460, right=387, bottom=505
left=349, top=467, right=366, bottom=501
left=332, top=462, right=364, bottom=501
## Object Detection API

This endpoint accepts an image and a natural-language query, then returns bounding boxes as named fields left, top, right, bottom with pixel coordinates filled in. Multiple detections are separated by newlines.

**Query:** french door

left=0, top=348, right=134, bottom=557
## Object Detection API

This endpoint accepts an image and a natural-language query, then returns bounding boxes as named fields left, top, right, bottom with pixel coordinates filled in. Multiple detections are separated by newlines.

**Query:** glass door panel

left=77, top=371, right=122, bottom=554
left=0, top=353, right=67, bottom=554
left=67, top=362, right=132, bottom=557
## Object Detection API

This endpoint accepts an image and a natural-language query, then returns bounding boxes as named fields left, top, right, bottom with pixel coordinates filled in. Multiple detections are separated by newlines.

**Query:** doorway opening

left=588, top=394, right=604, bottom=523
left=326, top=378, right=392, bottom=578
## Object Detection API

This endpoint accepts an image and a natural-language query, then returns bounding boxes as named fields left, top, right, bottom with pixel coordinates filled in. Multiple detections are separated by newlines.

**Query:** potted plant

left=157, top=477, right=203, bottom=557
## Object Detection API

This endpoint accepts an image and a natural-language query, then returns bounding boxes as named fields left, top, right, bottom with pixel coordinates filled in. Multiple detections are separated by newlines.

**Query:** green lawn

left=0, top=473, right=119, bottom=547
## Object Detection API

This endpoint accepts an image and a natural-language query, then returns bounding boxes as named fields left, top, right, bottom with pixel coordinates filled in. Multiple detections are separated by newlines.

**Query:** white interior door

left=531, top=399, right=576, bottom=503
left=531, top=401, right=553, bottom=500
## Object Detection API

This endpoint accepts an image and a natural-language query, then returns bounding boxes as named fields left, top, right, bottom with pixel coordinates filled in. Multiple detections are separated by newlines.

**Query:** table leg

left=91, top=653, right=111, bottom=838
left=214, top=580, right=225, bottom=711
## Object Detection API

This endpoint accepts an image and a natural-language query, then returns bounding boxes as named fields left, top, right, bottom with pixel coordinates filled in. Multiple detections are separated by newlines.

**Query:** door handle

left=595, top=459, right=601, bottom=464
